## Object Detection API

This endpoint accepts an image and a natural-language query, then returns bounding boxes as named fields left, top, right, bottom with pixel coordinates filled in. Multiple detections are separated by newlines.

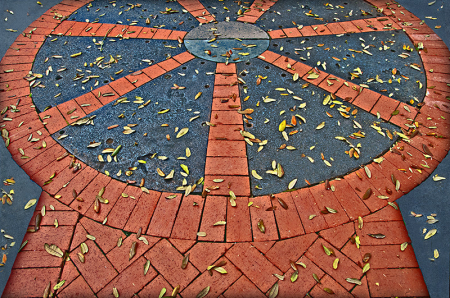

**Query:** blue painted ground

left=69, top=0, right=199, bottom=32
left=269, top=30, right=426, bottom=104
left=256, top=0, right=381, bottom=30
left=31, top=37, right=184, bottom=111
left=55, top=58, right=216, bottom=193
left=237, top=58, right=398, bottom=196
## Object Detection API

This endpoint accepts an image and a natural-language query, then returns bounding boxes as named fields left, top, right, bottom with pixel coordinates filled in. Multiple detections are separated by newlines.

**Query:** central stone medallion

left=184, top=21, right=270, bottom=63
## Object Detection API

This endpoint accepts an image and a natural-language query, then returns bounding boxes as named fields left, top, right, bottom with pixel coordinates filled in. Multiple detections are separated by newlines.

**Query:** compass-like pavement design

left=1, top=0, right=449, bottom=297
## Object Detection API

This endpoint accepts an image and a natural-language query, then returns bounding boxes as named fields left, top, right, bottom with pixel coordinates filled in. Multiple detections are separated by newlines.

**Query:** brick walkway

left=1, top=0, right=449, bottom=297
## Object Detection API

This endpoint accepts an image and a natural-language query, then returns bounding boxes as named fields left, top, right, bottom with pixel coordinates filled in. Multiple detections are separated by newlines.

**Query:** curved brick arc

left=1, top=0, right=448, bottom=297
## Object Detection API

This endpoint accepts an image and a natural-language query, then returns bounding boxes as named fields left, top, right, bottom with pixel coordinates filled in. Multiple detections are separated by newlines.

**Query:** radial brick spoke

left=39, top=52, right=196, bottom=134
left=177, top=0, right=216, bottom=24
left=236, top=0, right=279, bottom=24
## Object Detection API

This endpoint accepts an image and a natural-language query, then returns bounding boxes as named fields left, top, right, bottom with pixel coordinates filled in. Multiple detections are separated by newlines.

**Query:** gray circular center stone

left=184, top=21, right=270, bottom=63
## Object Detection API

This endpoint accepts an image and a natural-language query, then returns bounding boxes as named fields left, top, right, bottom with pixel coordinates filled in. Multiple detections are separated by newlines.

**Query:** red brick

left=71, top=239, right=117, bottom=293
left=2, top=268, right=61, bottom=298
left=39, top=106, right=67, bottom=134
left=57, top=261, right=79, bottom=294
left=79, top=22, right=103, bottom=37
left=136, top=27, right=157, bottom=39
left=208, top=124, right=244, bottom=140
left=0, top=78, right=29, bottom=91
left=58, top=275, right=95, bottom=298
left=277, top=256, right=326, bottom=297
left=272, top=55, right=298, bottom=72
left=28, top=151, right=68, bottom=185
left=383, top=151, right=424, bottom=186
left=363, top=205, right=404, bottom=223
left=187, top=243, right=233, bottom=272
left=41, top=162, right=81, bottom=195
left=319, top=222, right=355, bottom=250
left=207, top=140, right=246, bottom=157
left=172, top=51, right=195, bottom=64
left=309, top=274, right=354, bottom=298
left=370, top=95, right=400, bottom=120
left=92, top=84, right=119, bottom=105
left=83, top=179, right=127, bottom=223
left=74, top=92, right=103, bottom=115
left=335, top=81, right=362, bottom=102
left=211, top=97, right=242, bottom=111
left=106, top=24, right=128, bottom=38
left=158, top=58, right=181, bottom=72
left=0, top=70, right=29, bottom=83
left=145, top=239, right=200, bottom=291
left=33, top=211, right=78, bottom=226
left=290, top=188, right=328, bottom=233
left=365, top=163, right=403, bottom=202
left=210, top=110, right=242, bottom=125
left=268, top=29, right=286, bottom=39
left=79, top=217, right=126, bottom=254
left=361, top=244, right=419, bottom=269
left=249, top=196, right=278, bottom=241
left=11, top=140, right=57, bottom=168
left=205, top=157, right=248, bottom=176
left=331, top=178, right=371, bottom=220
left=146, top=192, right=182, bottom=237
left=137, top=275, right=174, bottom=297
left=12, top=250, right=62, bottom=269
left=318, top=75, right=345, bottom=94
left=142, top=64, right=166, bottom=79
left=53, top=21, right=76, bottom=35
left=213, top=85, right=239, bottom=99
left=204, top=175, right=250, bottom=197
left=70, top=223, right=88, bottom=252
left=351, top=275, right=370, bottom=298
left=167, top=30, right=187, bottom=41
left=106, top=234, right=158, bottom=273
left=168, top=239, right=196, bottom=254
left=22, top=226, right=74, bottom=251
left=97, top=256, right=157, bottom=298
left=225, top=243, right=282, bottom=293
left=9, top=119, right=45, bottom=142
left=106, top=185, right=142, bottom=229
left=302, top=68, right=328, bottom=85
left=54, top=166, right=98, bottom=205
left=357, top=221, right=411, bottom=246
left=57, top=99, right=87, bottom=124
left=69, top=173, right=111, bottom=214
left=123, top=190, right=160, bottom=233
left=226, top=197, right=252, bottom=242
left=314, top=24, right=333, bottom=35
left=258, top=50, right=281, bottom=64
left=171, top=195, right=205, bottom=240
left=272, top=192, right=305, bottom=239
left=305, top=238, right=363, bottom=291
left=35, top=191, right=72, bottom=211
left=341, top=240, right=363, bottom=266
left=182, top=257, right=241, bottom=297
left=375, top=157, right=420, bottom=193
left=65, top=22, right=89, bottom=36
left=309, top=184, right=350, bottom=227
left=326, top=22, right=346, bottom=35
left=0, top=86, right=30, bottom=98
left=236, top=15, right=260, bottom=24
left=21, top=144, right=67, bottom=177
left=223, top=275, right=266, bottom=298
left=282, top=27, right=302, bottom=38
left=91, top=23, right=115, bottom=37
left=214, top=74, right=238, bottom=86
left=344, top=169, right=387, bottom=212
left=108, top=77, right=135, bottom=96
left=367, top=268, right=429, bottom=297
left=125, top=70, right=151, bottom=88
left=265, top=233, right=318, bottom=272
left=152, top=29, right=172, bottom=39
left=123, top=25, right=143, bottom=38
left=250, top=241, right=275, bottom=254
left=352, top=88, right=382, bottom=112
left=298, top=25, right=318, bottom=36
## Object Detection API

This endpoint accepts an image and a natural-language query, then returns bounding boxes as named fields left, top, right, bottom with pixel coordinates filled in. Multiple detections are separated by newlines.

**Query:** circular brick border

left=0, top=0, right=449, bottom=244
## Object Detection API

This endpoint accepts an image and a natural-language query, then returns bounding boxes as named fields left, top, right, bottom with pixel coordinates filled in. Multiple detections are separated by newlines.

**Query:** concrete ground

left=0, top=0, right=449, bottom=297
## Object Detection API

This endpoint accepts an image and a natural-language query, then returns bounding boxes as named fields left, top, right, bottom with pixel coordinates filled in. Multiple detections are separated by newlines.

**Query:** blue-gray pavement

left=269, top=30, right=426, bottom=104
left=0, top=0, right=61, bottom=295
left=238, top=57, right=398, bottom=196
left=56, top=58, right=216, bottom=193
left=395, top=1, right=450, bottom=297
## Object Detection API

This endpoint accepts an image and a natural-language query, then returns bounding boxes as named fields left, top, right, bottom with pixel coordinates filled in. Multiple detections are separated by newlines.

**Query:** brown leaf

left=78, top=252, right=85, bottom=263
left=362, top=188, right=372, bottom=200
left=277, top=197, right=288, bottom=209
left=93, top=197, right=100, bottom=213
left=43, top=281, right=51, bottom=298
left=257, top=219, right=265, bottom=233
left=363, top=253, right=371, bottom=263
left=323, top=287, right=334, bottom=294
left=313, top=273, right=321, bottom=283
left=35, top=213, right=42, bottom=231
left=129, top=241, right=137, bottom=260
left=181, top=253, right=189, bottom=269
left=422, top=144, right=433, bottom=156
left=44, top=243, right=64, bottom=258
left=268, top=282, right=279, bottom=298
left=136, top=227, right=142, bottom=239
left=368, top=233, right=385, bottom=239
left=196, top=286, right=210, bottom=298
left=172, top=285, right=180, bottom=297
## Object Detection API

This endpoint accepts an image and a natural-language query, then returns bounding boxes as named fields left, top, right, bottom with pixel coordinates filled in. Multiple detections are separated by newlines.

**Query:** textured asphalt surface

left=0, top=0, right=449, bottom=297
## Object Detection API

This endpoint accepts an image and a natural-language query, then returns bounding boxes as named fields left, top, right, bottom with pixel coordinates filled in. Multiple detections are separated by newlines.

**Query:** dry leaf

left=44, top=243, right=63, bottom=258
